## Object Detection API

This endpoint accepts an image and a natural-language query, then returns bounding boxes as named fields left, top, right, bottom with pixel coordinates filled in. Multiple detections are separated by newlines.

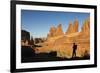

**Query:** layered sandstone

left=55, top=24, right=64, bottom=36
left=35, top=18, right=90, bottom=59
left=65, top=19, right=78, bottom=35
left=47, top=26, right=56, bottom=38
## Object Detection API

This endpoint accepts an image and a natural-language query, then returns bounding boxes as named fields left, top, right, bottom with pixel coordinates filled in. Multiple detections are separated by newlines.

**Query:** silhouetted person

left=72, top=43, right=77, bottom=58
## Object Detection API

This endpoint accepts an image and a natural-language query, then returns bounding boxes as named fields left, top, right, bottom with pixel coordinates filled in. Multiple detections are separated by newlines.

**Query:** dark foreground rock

left=21, top=46, right=90, bottom=63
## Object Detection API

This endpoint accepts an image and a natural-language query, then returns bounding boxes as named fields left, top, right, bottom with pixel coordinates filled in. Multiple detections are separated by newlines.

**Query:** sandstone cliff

left=35, top=18, right=90, bottom=59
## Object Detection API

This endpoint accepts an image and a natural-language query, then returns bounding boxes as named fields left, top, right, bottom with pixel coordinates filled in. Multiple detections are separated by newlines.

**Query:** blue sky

left=21, top=10, right=90, bottom=38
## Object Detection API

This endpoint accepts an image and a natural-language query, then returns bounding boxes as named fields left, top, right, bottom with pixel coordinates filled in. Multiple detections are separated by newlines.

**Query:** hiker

left=72, top=43, right=77, bottom=58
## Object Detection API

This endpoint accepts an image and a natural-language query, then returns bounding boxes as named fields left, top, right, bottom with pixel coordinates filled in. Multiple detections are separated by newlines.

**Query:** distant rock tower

left=21, top=30, right=30, bottom=41
left=21, top=30, right=30, bottom=46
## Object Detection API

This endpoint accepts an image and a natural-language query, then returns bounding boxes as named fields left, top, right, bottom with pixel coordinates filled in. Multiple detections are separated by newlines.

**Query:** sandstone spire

left=55, top=24, right=64, bottom=36
left=81, top=19, right=90, bottom=34
left=47, top=26, right=56, bottom=38
left=73, top=19, right=78, bottom=32
left=66, top=19, right=78, bottom=35
left=65, top=22, right=73, bottom=35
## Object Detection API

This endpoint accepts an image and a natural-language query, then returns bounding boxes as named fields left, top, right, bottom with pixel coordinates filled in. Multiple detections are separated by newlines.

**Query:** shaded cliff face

left=21, top=30, right=30, bottom=46
left=21, top=30, right=30, bottom=41
left=35, top=18, right=90, bottom=59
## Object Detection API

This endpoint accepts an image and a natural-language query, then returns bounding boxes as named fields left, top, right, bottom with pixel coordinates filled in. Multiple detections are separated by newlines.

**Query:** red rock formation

left=81, top=19, right=90, bottom=35
left=36, top=18, right=90, bottom=58
left=65, top=19, right=78, bottom=35
left=47, top=26, right=56, bottom=38
left=55, top=24, right=64, bottom=36
left=73, top=19, right=78, bottom=32
left=65, top=22, right=73, bottom=34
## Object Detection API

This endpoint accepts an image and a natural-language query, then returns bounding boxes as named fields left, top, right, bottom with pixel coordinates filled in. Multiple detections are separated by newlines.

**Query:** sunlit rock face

left=65, top=22, right=73, bottom=35
left=47, top=26, right=56, bottom=38
left=65, top=19, right=78, bottom=35
left=73, top=19, right=79, bottom=32
left=35, top=18, right=90, bottom=59
left=55, top=24, right=64, bottom=36
left=47, top=24, right=64, bottom=39
left=81, top=18, right=90, bottom=36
